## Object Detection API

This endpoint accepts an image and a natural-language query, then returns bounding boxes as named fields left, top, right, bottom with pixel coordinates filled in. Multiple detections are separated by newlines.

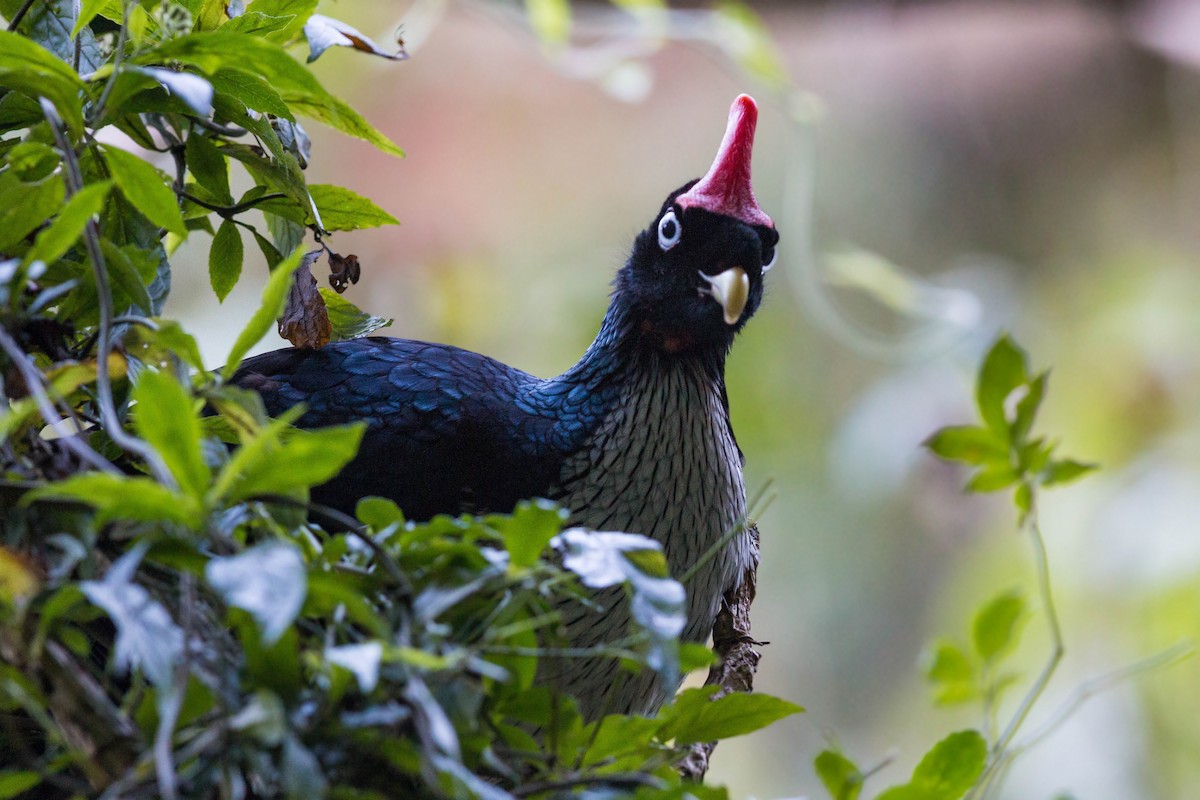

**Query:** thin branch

left=180, top=191, right=288, bottom=218
left=511, top=772, right=663, bottom=797
left=40, top=99, right=175, bottom=488
left=190, top=117, right=247, bottom=138
left=0, top=324, right=118, bottom=474
left=1012, top=640, right=1195, bottom=757
left=5, top=0, right=36, bottom=31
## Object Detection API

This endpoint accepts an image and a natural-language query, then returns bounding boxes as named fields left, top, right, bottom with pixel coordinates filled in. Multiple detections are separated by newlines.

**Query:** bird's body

left=233, top=95, right=778, bottom=717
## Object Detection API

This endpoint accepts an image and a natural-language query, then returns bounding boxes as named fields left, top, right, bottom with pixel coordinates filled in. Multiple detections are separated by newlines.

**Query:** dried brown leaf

left=278, top=253, right=331, bottom=349
left=327, top=251, right=361, bottom=293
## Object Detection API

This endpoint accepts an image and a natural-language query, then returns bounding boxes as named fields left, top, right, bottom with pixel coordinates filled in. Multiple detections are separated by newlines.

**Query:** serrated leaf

left=206, top=542, right=306, bottom=644
left=23, top=181, right=111, bottom=267
left=221, top=245, right=307, bottom=380
left=133, top=369, right=210, bottom=501
left=924, top=425, right=1007, bottom=467
left=102, top=144, right=187, bottom=236
left=1042, top=458, right=1098, bottom=487
left=660, top=688, right=803, bottom=746
left=976, top=335, right=1028, bottom=436
left=815, top=750, right=863, bottom=800
left=209, top=219, right=244, bottom=301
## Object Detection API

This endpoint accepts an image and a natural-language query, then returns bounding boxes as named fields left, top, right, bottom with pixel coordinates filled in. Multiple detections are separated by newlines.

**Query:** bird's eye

left=762, top=247, right=777, bottom=273
left=658, top=210, right=682, bottom=251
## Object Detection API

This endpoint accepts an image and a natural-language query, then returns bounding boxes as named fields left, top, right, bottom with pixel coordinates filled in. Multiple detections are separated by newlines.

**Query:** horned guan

left=233, top=95, right=779, bottom=717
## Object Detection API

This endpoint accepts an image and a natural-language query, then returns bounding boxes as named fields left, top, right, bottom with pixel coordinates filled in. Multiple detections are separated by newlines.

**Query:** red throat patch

left=675, top=94, right=773, bottom=230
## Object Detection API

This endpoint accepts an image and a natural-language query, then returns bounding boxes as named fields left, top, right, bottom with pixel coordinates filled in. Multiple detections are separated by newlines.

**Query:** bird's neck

left=561, top=298, right=729, bottom=388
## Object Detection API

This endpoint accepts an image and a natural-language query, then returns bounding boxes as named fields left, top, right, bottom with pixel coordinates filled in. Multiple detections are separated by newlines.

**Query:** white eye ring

left=762, top=247, right=778, bottom=273
left=658, top=210, right=682, bottom=251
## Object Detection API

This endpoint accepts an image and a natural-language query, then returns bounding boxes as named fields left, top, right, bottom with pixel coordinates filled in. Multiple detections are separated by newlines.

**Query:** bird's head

left=618, top=94, right=779, bottom=355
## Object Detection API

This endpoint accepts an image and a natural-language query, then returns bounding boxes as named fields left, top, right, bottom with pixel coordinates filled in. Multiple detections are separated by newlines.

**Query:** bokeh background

left=167, top=1, right=1200, bottom=797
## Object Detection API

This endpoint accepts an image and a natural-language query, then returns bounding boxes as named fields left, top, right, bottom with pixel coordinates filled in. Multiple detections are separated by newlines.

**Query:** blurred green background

left=165, top=1, right=1200, bottom=797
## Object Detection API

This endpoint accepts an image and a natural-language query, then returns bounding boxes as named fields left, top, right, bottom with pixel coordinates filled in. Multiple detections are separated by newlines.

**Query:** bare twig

left=179, top=190, right=288, bottom=218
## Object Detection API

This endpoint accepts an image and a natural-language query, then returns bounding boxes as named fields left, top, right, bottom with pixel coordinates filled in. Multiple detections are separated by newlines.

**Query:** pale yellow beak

left=699, top=267, right=750, bottom=326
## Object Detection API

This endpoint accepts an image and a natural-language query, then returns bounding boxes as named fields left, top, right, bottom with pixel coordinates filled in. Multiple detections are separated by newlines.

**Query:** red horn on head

left=675, top=94, right=773, bottom=229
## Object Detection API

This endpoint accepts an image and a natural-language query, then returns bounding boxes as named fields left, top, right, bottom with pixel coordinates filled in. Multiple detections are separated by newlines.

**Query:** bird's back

left=233, top=337, right=590, bottom=519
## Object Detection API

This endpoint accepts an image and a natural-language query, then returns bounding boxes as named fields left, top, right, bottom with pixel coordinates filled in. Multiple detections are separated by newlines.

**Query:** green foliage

left=924, top=335, right=1097, bottom=521
left=816, top=335, right=1102, bottom=800
left=0, top=10, right=804, bottom=798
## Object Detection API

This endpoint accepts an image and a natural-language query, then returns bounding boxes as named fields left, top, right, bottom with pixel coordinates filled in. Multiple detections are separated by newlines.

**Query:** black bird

left=234, top=95, right=779, bottom=717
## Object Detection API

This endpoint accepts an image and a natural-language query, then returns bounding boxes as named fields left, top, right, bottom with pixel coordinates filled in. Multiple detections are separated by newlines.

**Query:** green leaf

left=152, top=320, right=206, bottom=372
left=356, top=496, right=404, bottom=529
left=185, top=131, right=231, bottom=204
left=24, top=181, right=111, bottom=267
left=224, top=11, right=296, bottom=38
left=132, top=370, right=210, bottom=502
left=308, top=184, right=398, bottom=231
left=972, top=590, right=1026, bottom=662
left=102, top=144, right=187, bottom=236
left=209, top=219, right=244, bottom=301
left=1011, top=371, right=1047, bottom=444
left=194, top=0, right=231, bottom=30
left=924, top=639, right=978, bottom=705
left=99, top=238, right=154, bottom=314
left=25, top=473, right=202, bottom=528
left=6, top=140, right=59, bottom=181
left=660, top=688, right=803, bottom=746
left=221, top=245, right=308, bottom=381
left=223, top=423, right=365, bottom=503
left=145, top=32, right=403, bottom=156
left=0, top=30, right=87, bottom=134
left=976, top=335, right=1028, bottom=437
left=0, top=172, right=65, bottom=252
left=1042, top=458, right=1098, bottom=487
left=71, top=0, right=107, bottom=37
left=909, top=730, right=987, bottom=799
left=319, top=289, right=392, bottom=340
left=814, top=750, right=863, bottom=800
left=244, top=0, right=316, bottom=43
left=0, top=770, right=41, bottom=799
left=208, top=67, right=293, bottom=119
left=490, top=499, right=565, bottom=570
left=923, top=425, right=1007, bottom=467
left=965, top=464, right=1018, bottom=493
left=525, top=0, right=571, bottom=44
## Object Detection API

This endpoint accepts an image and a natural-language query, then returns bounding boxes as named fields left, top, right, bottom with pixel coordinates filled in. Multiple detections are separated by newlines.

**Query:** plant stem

left=972, top=499, right=1063, bottom=799
left=40, top=99, right=175, bottom=488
